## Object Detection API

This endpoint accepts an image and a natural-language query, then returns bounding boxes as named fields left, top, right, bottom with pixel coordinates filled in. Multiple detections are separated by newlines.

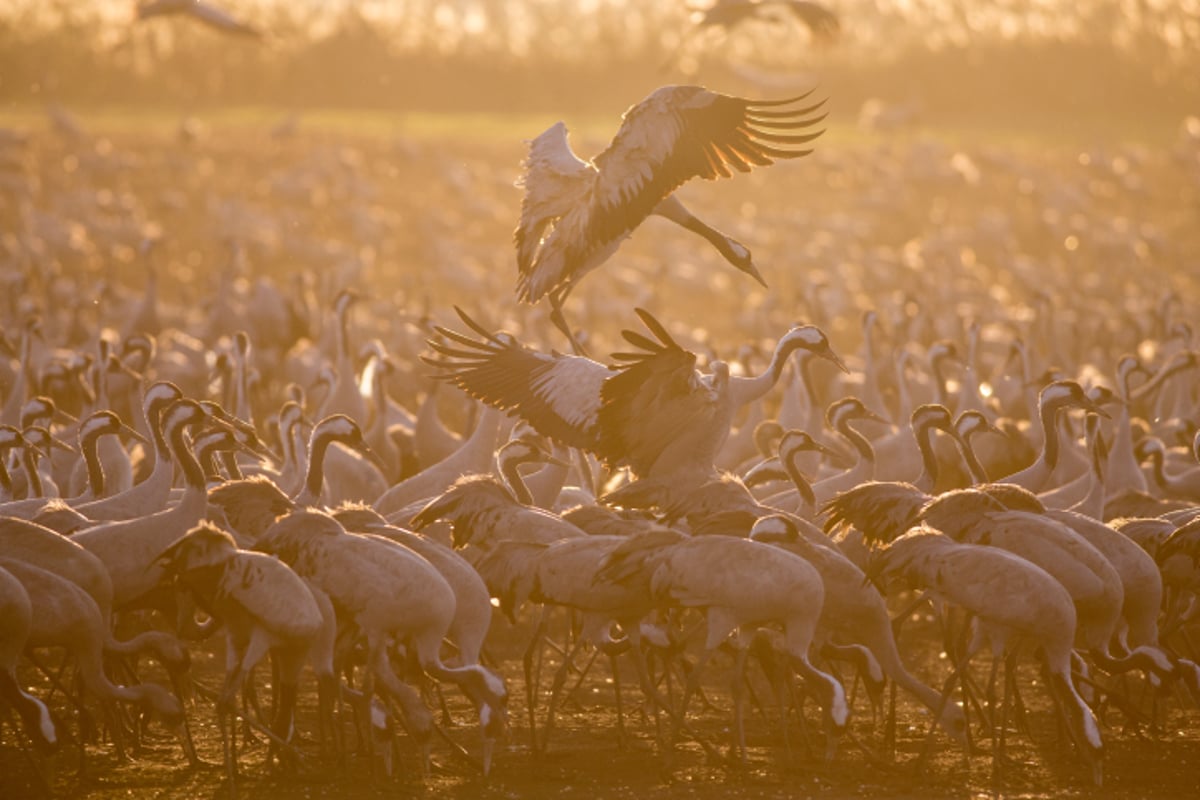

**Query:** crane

left=514, top=85, right=824, bottom=351
left=423, top=306, right=844, bottom=496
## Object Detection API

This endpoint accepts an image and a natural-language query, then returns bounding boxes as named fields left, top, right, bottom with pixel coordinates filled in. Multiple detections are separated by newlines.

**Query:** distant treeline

left=1, top=1, right=1196, bottom=125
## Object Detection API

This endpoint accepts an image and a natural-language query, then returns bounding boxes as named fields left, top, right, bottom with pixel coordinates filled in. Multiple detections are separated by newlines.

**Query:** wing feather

left=516, top=86, right=826, bottom=303
left=514, top=122, right=596, bottom=279
left=219, top=552, right=321, bottom=641
left=598, top=311, right=718, bottom=476
left=422, top=309, right=610, bottom=453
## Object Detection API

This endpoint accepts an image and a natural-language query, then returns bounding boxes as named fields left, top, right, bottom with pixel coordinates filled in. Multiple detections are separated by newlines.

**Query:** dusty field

left=2, top=110, right=1200, bottom=798
left=3, top=607, right=1199, bottom=800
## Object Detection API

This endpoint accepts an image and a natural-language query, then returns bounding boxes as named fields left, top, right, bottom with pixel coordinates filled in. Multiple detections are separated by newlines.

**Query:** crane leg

left=562, top=646, right=601, bottom=711
left=730, top=642, right=751, bottom=762
left=609, top=650, right=627, bottom=748
left=522, top=606, right=551, bottom=750
left=547, top=292, right=588, bottom=356
left=625, top=636, right=720, bottom=763
left=540, top=637, right=585, bottom=754
left=991, top=651, right=1018, bottom=781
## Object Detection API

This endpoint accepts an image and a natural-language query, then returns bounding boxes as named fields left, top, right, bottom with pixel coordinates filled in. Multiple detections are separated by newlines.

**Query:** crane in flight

left=135, top=0, right=263, bottom=39
left=514, top=84, right=825, bottom=353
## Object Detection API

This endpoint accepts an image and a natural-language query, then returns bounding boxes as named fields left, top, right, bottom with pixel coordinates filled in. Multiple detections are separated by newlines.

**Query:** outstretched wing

left=514, top=122, right=596, bottom=280
left=518, top=86, right=826, bottom=304
left=421, top=307, right=610, bottom=453
left=584, top=85, right=825, bottom=246
left=598, top=307, right=720, bottom=476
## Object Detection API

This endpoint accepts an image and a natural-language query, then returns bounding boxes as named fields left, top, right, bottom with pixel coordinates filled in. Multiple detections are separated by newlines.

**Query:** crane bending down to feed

left=866, top=527, right=1105, bottom=786
left=514, top=84, right=825, bottom=352
left=422, top=306, right=845, bottom=494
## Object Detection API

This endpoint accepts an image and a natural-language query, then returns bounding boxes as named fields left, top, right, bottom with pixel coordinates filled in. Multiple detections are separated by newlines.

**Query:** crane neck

left=297, top=430, right=352, bottom=506
left=1039, top=401, right=1063, bottom=471
left=145, top=396, right=173, bottom=460
left=836, top=417, right=875, bottom=464
left=1141, top=444, right=1170, bottom=492
left=232, top=355, right=252, bottom=429
left=912, top=423, right=942, bottom=492
left=0, top=450, right=12, bottom=499
left=958, top=433, right=991, bottom=484
left=167, top=417, right=206, bottom=492
left=654, top=194, right=748, bottom=267
left=730, top=339, right=808, bottom=410
left=797, top=354, right=820, bottom=409
left=80, top=430, right=108, bottom=499
left=18, top=448, right=43, bottom=499
left=219, top=450, right=244, bottom=482
left=1046, top=667, right=1103, bottom=773
left=781, top=447, right=817, bottom=512
left=499, top=458, right=533, bottom=506
left=0, top=671, right=56, bottom=750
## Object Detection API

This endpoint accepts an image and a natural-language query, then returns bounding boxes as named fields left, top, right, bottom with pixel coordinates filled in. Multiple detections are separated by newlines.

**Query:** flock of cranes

left=2, top=63, right=1200, bottom=797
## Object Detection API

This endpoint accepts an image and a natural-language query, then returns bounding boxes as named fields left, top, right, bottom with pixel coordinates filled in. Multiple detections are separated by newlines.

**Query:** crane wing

left=473, top=540, right=547, bottom=622
left=190, top=1, right=263, bottom=37
left=597, top=308, right=718, bottom=476
left=821, top=481, right=928, bottom=544
left=218, top=551, right=321, bottom=641
left=583, top=85, right=825, bottom=248
left=514, top=122, right=596, bottom=277
left=421, top=307, right=610, bottom=453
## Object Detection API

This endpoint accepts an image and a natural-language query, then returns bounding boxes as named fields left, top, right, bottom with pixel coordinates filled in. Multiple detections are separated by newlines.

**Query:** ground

left=1, top=108, right=1199, bottom=798
left=3, top=606, right=1199, bottom=799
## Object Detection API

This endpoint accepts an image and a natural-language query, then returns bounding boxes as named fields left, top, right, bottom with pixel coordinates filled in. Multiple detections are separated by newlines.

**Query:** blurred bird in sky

left=691, top=0, right=841, bottom=44
left=135, top=0, right=264, bottom=39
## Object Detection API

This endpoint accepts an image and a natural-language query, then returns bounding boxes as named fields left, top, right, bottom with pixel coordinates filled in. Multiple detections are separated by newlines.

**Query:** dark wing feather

left=421, top=308, right=611, bottom=453
left=577, top=85, right=825, bottom=272
left=597, top=310, right=717, bottom=476
left=821, top=481, right=928, bottom=545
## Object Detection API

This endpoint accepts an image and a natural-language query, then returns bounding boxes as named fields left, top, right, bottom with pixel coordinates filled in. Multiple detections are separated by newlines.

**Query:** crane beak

left=1081, top=398, right=1111, bottom=420
left=859, top=406, right=889, bottom=425
left=49, top=435, right=76, bottom=454
left=120, top=422, right=151, bottom=449
left=822, top=347, right=850, bottom=374
left=240, top=432, right=281, bottom=464
left=740, top=259, right=768, bottom=288
left=809, top=439, right=838, bottom=459
left=23, top=439, right=49, bottom=461
left=356, top=440, right=389, bottom=475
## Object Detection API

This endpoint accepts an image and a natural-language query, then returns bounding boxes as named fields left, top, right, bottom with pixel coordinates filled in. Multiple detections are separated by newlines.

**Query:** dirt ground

left=3, top=607, right=1199, bottom=800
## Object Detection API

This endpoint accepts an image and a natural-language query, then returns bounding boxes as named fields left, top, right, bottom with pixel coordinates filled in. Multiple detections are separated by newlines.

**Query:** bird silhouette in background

left=135, top=0, right=264, bottom=39
left=691, top=0, right=840, bottom=42
left=664, top=1, right=841, bottom=73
